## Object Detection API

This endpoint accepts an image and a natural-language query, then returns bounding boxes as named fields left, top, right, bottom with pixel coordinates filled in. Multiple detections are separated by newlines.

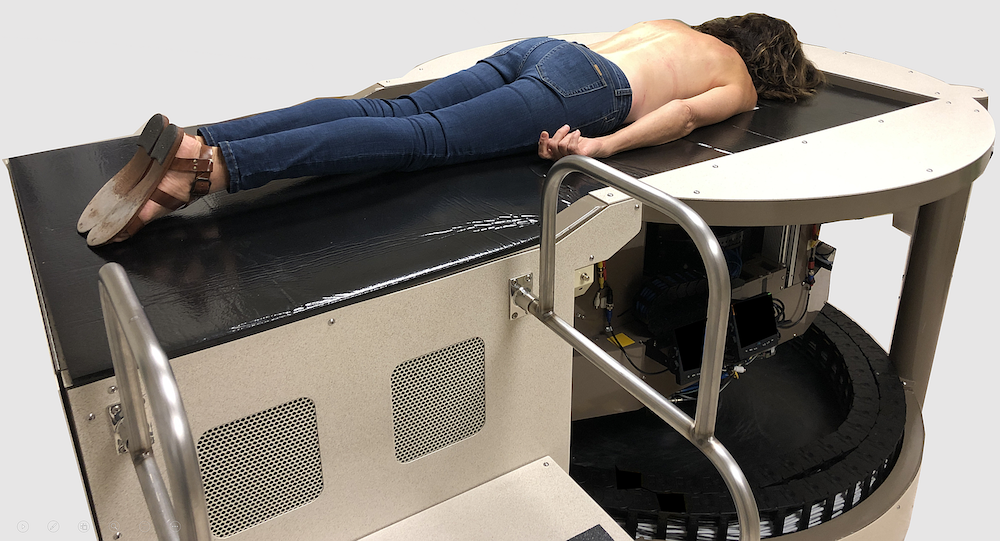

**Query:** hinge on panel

left=510, top=274, right=533, bottom=321
left=108, top=403, right=153, bottom=455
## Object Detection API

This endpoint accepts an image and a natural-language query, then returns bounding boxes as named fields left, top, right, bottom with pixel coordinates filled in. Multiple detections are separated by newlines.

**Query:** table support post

left=889, top=184, right=972, bottom=405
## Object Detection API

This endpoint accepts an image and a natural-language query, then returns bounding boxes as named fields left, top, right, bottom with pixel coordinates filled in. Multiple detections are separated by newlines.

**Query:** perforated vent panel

left=196, top=397, right=323, bottom=538
left=392, top=337, right=486, bottom=463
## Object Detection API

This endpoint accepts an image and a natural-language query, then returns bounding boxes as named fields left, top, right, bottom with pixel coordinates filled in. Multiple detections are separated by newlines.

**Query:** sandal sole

left=86, top=123, right=184, bottom=246
left=76, top=113, right=169, bottom=233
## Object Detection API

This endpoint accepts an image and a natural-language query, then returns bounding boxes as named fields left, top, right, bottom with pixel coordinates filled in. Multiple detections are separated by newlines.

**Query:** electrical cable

left=778, top=288, right=811, bottom=329
left=724, top=247, right=743, bottom=279
left=600, top=260, right=670, bottom=376
left=668, top=351, right=763, bottom=403
left=669, top=373, right=735, bottom=403
left=773, top=298, right=786, bottom=323
left=608, top=318, right=671, bottom=376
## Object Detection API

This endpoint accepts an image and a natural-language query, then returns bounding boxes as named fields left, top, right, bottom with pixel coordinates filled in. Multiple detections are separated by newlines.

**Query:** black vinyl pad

left=7, top=83, right=918, bottom=386
left=568, top=525, right=614, bottom=541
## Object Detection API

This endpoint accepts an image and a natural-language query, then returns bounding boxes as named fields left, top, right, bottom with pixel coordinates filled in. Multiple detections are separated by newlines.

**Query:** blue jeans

left=199, top=38, right=632, bottom=193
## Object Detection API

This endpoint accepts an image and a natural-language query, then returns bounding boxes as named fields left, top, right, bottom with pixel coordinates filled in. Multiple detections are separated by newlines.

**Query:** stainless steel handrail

left=512, top=155, right=760, bottom=541
left=99, top=263, right=212, bottom=541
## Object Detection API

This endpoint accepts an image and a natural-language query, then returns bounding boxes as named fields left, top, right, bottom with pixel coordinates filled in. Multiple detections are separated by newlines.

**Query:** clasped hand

left=537, top=124, right=607, bottom=161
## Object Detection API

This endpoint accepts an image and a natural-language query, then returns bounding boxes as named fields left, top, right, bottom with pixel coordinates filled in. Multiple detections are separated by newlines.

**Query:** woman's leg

left=221, top=40, right=632, bottom=191
left=127, top=40, right=549, bottom=228
left=199, top=38, right=559, bottom=147
left=133, top=40, right=631, bottom=230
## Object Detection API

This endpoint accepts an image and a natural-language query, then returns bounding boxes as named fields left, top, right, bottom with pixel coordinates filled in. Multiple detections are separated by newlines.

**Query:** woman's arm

left=538, top=83, right=755, bottom=161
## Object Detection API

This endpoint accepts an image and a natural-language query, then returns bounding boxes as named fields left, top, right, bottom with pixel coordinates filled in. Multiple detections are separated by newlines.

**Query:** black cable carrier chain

left=569, top=304, right=907, bottom=540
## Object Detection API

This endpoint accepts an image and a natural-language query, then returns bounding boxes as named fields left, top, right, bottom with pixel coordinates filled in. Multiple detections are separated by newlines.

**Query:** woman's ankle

left=208, top=147, right=229, bottom=194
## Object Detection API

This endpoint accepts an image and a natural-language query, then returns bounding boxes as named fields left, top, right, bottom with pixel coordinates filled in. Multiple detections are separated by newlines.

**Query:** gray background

left=2, top=1, right=996, bottom=538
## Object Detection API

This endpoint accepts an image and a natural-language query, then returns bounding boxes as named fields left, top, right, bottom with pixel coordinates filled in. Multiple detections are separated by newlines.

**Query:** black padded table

left=8, top=83, right=915, bottom=387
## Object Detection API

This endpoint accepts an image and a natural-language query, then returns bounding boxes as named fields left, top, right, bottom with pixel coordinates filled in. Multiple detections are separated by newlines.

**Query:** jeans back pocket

left=536, top=43, right=607, bottom=98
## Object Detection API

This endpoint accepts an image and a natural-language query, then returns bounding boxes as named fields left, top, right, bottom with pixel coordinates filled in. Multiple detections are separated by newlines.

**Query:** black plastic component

left=731, top=293, right=780, bottom=360
left=673, top=317, right=708, bottom=384
left=813, top=253, right=834, bottom=272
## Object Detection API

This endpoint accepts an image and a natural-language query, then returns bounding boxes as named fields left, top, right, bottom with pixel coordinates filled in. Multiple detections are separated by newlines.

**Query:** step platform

left=360, top=457, right=632, bottom=541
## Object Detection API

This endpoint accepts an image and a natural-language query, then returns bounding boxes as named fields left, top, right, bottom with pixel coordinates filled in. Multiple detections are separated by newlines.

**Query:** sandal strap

left=161, top=145, right=214, bottom=209
left=150, top=188, right=187, bottom=211
left=170, top=146, right=214, bottom=174
left=171, top=145, right=214, bottom=198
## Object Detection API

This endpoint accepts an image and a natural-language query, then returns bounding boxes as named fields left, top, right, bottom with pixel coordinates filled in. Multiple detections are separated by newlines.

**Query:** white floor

left=2, top=2, right=996, bottom=539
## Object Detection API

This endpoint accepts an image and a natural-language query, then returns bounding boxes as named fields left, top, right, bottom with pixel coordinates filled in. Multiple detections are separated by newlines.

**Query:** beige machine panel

left=67, top=197, right=640, bottom=541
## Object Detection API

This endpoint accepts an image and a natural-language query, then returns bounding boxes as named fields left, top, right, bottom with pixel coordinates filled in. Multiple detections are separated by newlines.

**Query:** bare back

left=589, top=20, right=756, bottom=122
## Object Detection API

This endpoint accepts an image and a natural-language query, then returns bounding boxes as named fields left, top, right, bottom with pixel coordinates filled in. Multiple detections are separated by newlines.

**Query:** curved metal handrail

left=512, top=155, right=760, bottom=540
left=98, top=263, right=212, bottom=541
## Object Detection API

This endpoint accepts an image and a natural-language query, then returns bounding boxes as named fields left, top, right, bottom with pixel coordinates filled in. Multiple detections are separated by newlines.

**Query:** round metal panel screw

left=607, top=192, right=614, bottom=197
left=589, top=255, right=595, bottom=261
left=511, top=312, right=518, bottom=319
left=802, top=140, right=808, bottom=144
left=115, top=533, right=121, bottom=540
left=878, top=119, right=884, bottom=123
left=108, top=386, right=117, bottom=394
left=975, top=109, right=981, bottom=113
left=110, top=404, right=121, bottom=415
left=634, top=204, right=640, bottom=209
left=543, top=462, right=550, bottom=467
left=927, top=168, right=933, bottom=173
left=946, top=101, right=952, bottom=105
left=712, top=164, right=719, bottom=168
left=581, top=273, right=590, bottom=281
left=87, top=413, right=95, bottom=421
left=327, top=318, right=336, bottom=326
left=526, top=275, right=532, bottom=282
left=693, top=190, right=701, bottom=194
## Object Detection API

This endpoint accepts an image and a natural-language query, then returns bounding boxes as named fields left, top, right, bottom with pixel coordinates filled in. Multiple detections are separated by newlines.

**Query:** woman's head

left=694, top=13, right=824, bottom=101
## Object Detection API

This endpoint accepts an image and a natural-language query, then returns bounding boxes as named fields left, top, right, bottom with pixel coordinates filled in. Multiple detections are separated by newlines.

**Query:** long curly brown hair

left=694, top=13, right=824, bottom=101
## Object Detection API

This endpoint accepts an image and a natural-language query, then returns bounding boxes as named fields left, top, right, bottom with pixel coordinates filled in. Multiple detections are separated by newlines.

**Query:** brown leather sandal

left=77, top=113, right=170, bottom=233
left=149, top=145, right=214, bottom=211
left=86, top=125, right=214, bottom=246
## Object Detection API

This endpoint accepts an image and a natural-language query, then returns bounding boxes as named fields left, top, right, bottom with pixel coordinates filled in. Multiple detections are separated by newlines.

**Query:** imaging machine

left=7, top=33, right=994, bottom=541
